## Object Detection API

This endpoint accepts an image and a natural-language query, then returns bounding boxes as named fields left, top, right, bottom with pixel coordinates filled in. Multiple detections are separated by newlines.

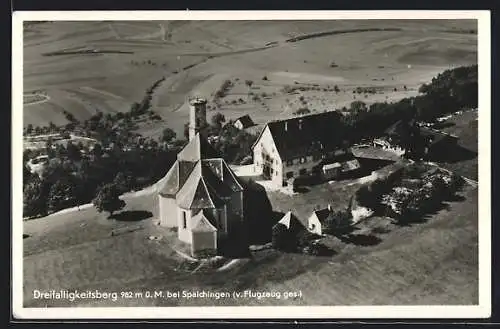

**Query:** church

left=157, top=97, right=245, bottom=257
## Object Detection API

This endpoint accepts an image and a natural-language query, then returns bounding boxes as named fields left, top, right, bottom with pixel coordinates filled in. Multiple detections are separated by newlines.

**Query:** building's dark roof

left=384, top=120, right=457, bottom=147
left=234, top=114, right=255, bottom=129
left=313, top=208, right=334, bottom=224
left=277, top=211, right=305, bottom=230
left=420, top=126, right=458, bottom=145
left=255, top=111, right=344, bottom=160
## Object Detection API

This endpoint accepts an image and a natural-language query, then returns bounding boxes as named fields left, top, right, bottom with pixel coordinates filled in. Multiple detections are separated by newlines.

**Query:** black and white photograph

left=12, top=10, right=491, bottom=319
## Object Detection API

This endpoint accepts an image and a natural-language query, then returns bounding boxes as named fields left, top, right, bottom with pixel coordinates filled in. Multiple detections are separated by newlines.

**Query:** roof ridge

left=221, top=159, right=243, bottom=191
left=199, top=176, right=218, bottom=207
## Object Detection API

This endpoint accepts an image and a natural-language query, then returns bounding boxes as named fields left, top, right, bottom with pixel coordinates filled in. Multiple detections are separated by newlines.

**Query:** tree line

left=340, top=65, right=477, bottom=146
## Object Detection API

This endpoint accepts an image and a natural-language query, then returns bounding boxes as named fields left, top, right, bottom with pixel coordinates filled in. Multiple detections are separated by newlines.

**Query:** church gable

left=190, top=179, right=217, bottom=209
left=221, top=160, right=244, bottom=192
left=178, top=133, right=220, bottom=163
left=202, top=158, right=223, bottom=180
left=158, top=160, right=180, bottom=197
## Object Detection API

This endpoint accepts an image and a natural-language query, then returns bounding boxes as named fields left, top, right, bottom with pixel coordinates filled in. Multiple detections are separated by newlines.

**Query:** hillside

left=24, top=20, right=477, bottom=137
left=23, top=182, right=477, bottom=307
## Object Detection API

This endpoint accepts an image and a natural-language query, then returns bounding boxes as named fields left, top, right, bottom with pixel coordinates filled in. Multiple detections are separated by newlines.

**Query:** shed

left=322, top=162, right=342, bottom=180
left=274, top=211, right=306, bottom=235
left=233, top=115, right=255, bottom=130
left=307, top=205, right=334, bottom=236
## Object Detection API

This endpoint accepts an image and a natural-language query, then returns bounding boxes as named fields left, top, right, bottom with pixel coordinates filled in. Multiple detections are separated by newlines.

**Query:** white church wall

left=158, top=195, right=178, bottom=227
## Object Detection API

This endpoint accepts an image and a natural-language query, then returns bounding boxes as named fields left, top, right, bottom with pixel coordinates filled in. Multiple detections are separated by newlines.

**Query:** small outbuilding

left=274, top=211, right=306, bottom=235
left=233, top=114, right=255, bottom=130
left=307, top=205, right=336, bottom=236
left=307, top=204, right=351, bottom=236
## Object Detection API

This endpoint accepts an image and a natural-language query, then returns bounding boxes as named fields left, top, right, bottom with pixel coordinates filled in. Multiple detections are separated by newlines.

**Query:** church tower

left=188, top=97, right=207, bottom=141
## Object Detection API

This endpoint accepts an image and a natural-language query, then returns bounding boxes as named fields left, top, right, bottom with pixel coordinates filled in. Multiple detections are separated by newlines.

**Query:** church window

left=182, top=211, right=187, bottom=229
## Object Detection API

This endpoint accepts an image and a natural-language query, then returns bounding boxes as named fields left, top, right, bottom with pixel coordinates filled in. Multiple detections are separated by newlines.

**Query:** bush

left=355, top=174, right=398, bottom=212
left=92, top=183, right=126, bottom=218
left=297, top=230, right=316, bottom=248
left=293, top=107, right=311, bottom=115
left=239, top=155, right=253, bottom=165
left=322, top=209, right=351, bottom=233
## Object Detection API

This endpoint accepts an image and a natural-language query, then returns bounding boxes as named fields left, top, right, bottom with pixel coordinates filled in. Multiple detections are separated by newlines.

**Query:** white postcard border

left=12, top=10, right=491, bottom=320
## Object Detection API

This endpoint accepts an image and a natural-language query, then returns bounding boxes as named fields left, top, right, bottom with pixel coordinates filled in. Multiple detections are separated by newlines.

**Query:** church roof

left=253, top=111, right=344, bottom=160
left=176, top=161, right=226, bottom=209
left=158, top=132, right=243, bottom=210
left=178, top=133, right=220, bottom=162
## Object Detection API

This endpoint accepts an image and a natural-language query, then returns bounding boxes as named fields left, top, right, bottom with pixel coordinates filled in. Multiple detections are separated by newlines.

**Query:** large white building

left=157, top=98, right=244, bottom=257
left=251, top=111, right=354, bottom=187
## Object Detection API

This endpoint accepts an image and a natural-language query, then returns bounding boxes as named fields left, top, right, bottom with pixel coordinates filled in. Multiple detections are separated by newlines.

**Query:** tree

left=23, top=175, right=48, bottom=217
left=161, top=128, right=176, bottom=143
left=334, top=85, right=340, bottom=93
left=92, top=183, right=126, bottom=218
left=63, top=110, right=77, bottom=123
left=350, top=100, right=368, bottom=114
left=294, top=107, right=311, bottom=116
left=26, top=124, right=33, bottom=135
left=322, top=210, right=351, bottom=234
left=23, top=164, right=33, bottom=186
left=92, top=143, right=103, bottom=159
left=47, top=177, right=80, bottom=212
left=66, top=142, right=81, bottom=161
left=245, top=80, right=254, bottom=88
left=297, top=230, right=316, bottom=248
left=113, top=172, right=132, bottom=194
left=211, top=112, right=226, bottom=129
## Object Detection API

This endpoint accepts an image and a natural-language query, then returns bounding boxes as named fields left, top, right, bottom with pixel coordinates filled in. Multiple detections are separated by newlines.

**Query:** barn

left=233, top=114, right=255, bottom=130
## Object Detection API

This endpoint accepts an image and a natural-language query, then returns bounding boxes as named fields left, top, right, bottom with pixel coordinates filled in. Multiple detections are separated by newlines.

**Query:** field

left=24, top=20, right=477, bottom=137
left=23, top=172, right=478, bottom=307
